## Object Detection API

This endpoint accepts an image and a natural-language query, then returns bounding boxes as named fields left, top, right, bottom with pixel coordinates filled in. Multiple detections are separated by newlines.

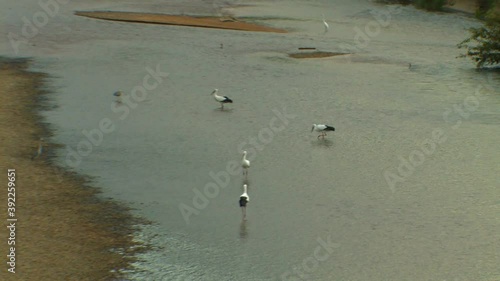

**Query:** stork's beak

left=311, top=126, right=314, bottom=132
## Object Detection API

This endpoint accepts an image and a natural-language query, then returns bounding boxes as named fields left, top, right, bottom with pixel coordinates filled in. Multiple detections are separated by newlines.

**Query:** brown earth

left=0, top=58, right=142, bottom=281
left=75, top=11, right=288, bottom=33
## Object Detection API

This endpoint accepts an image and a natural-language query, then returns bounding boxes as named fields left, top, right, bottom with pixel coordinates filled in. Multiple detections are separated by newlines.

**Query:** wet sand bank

left=75, top=11, right=288, bottom=33
left=0, top=58, right=142, bottom=281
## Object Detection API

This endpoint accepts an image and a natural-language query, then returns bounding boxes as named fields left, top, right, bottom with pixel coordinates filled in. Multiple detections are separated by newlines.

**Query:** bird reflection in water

left=239, top=220, right=248, bottom=239
left=312, top=138, right=334, bottom=148
left=113, top=90, right=123, bottom=105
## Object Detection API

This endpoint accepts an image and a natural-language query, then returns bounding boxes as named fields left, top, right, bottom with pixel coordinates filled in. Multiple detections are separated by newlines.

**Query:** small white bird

left=311, top=124, right=336, bottom=139
left=239, top=184, right=250, bottom=220
left=211, top=88, right=233, bottom=110
left=31, top=138, right=44, bottom=160
left=241, top=151, right=250, bottom=177
left=322, top=14, right=329, bottom=34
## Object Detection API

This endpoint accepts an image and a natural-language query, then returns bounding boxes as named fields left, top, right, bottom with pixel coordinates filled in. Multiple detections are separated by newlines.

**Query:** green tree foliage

left=476, top=0, right=498, bottom=18
left=414, top=0, right=447, bottom=11
left=458, top=14, right=500, bottom=67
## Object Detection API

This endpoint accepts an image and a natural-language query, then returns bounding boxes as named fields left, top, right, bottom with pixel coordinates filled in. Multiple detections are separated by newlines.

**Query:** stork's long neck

left=243, top=185, right=247, bottom=194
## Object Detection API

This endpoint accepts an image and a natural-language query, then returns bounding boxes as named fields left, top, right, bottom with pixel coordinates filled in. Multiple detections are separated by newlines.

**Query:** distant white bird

left=312, top=124, right=335, bottom=139
left=239, top=184, right=250, bottom=220
left=322, top=14, right=329, bottom=34
left=241, top=151, right=250, bottom=177
left=31, top=138, right=44, bottom=160
left=211, top=88, right=233, bottom=110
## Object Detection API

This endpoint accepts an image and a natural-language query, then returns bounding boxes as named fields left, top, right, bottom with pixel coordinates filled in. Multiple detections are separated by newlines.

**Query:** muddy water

left=1, top=0, right=499, bottom=280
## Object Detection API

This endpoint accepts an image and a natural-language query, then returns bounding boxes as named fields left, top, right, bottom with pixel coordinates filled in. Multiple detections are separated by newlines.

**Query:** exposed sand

left=0, top=58, right=142, bottom=281
left=75, top=11, right=288, bottom=33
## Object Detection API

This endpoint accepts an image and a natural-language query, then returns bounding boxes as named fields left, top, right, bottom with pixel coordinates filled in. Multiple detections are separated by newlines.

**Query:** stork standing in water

left=312, top=124, right=335, bottom=139
left=322, top=14, right=329, bottom=34
left=31, top=138, right=44, bottom=160
left=241, top=151, right=250, bottom=178
left=211, top=89, right=233, bottom=110
left=239, top=184, right=250, bottom=220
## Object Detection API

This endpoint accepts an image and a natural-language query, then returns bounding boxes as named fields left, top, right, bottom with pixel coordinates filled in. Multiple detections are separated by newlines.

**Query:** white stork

left=211, top=89, right=233, bottom=110
left=312, top=124, right=335, bottom=139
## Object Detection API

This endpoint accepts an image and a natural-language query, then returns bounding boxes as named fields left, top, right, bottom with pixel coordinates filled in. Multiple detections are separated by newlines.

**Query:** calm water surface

left=1, top=0, right=499, bottom=280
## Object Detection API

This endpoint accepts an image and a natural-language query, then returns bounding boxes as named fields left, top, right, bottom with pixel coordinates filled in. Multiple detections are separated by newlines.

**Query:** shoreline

left=0, top=57, right=142, bottom=280
left=75, top=11, right=288, bottom=33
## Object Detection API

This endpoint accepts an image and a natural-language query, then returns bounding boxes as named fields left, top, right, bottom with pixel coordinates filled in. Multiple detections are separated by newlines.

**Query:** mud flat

left=0, top=58, right=143, bottom=280
left=75, top=11, right=288, bottom=33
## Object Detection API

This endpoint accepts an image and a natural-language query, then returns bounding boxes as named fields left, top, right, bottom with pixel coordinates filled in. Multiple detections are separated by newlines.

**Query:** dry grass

left=0, top=58, right=142, bottom=281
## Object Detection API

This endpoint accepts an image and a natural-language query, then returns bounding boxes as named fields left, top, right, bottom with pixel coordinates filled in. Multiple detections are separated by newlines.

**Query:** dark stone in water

left=288, top=51, right=349, bottom=59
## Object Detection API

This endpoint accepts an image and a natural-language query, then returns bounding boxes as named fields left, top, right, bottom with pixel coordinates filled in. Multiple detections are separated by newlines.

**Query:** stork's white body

left=322, top=14, right=329, bottom=33
left=241, top=151, right=250, bottom=177
left=312, top=124, right=335, bottom=139
left=211, top=89, right=233, bottom=109
left=240, top=184, right=249, bottom=202
left=239, top=184, right=250, bottom=220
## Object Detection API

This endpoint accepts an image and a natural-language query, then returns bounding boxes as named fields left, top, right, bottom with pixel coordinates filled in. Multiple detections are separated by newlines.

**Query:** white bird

left=31, top=138, right=44, bottom=160
left=211, top=88, right=233, bottom=110
left=322, top=14, right=329, bottom=34
left=311, top=124, right=335, bottom=139
left=239, top=184, right=250, bottom=220
left=241, top=151, right=250, bottom=177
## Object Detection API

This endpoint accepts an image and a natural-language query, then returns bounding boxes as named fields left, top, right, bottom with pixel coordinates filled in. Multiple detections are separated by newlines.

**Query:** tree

left=458, top=14, right=500, bottom=67
left=414, top=0, right=447, bottom=11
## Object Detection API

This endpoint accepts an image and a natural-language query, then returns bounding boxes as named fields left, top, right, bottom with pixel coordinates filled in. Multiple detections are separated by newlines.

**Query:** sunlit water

left=1, top=0, right=499, bottom=280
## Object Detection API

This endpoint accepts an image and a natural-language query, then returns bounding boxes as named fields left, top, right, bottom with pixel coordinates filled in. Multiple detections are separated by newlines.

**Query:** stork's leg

left=242, top=207, right=246, bottom=220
